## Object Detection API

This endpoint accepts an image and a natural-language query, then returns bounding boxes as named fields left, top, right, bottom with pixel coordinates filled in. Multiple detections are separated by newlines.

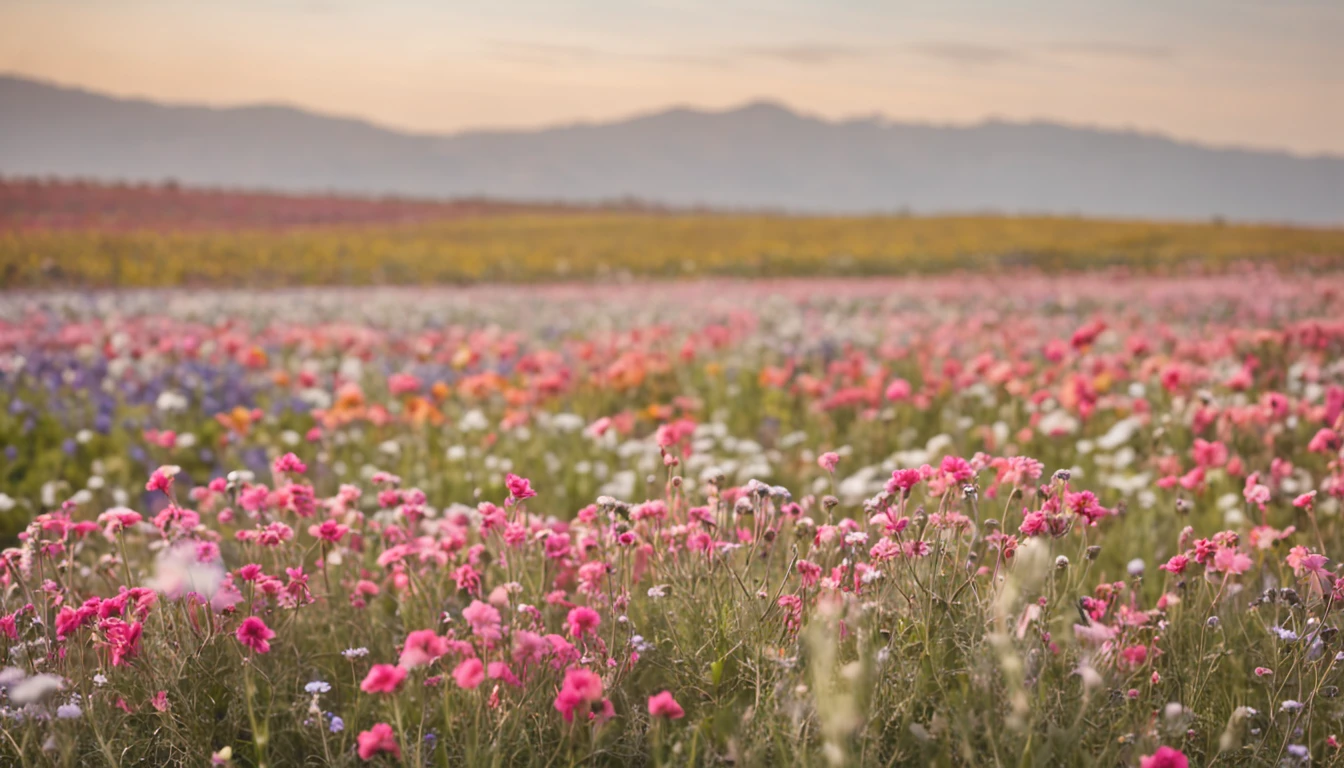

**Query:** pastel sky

left=2, top=0, right=1342, bottom=154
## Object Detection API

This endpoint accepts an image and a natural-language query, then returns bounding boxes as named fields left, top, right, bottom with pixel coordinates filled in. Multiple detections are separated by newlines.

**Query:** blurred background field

left=4, top=179, right=1344, bottom=289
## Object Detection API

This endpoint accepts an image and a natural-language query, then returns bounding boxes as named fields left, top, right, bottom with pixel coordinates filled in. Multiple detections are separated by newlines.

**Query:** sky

left=2, top=0, right=1342, bottom=155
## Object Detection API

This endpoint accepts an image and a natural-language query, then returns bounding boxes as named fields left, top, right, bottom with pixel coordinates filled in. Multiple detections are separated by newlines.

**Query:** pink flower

left=97, top=508, right=143, bottom=535
left=1158, top=555, right=1190, bottom=575
left=886, top=468, right=922, bottom=494
left=1309, top=428, right=1341, bottom=454
left=356, top=722, right=401, bottom=761
left=99, top=618, right=143, bottom=667
left=505, top=473, right=537, bottom=501
left=1139, top=746, right=1188, bottom=768
left=1065, top=491, right=1110, bottom=525
left=1287, top=547, right=1330, bottom=579
left=1119, top=644, right=1148, bottom=669
left=235, top=616, right=276, bottom=654
left=512, top=630, right=550, bottom=667
left=487, top=661, right=521, bottom=687
left=361, top=664, right=408, bottom=694
left=1212, top=547, right=1253, bottom=575
left=462, top=599, right=503, bottom=642
left=145, top=466, right=178, bottom=494
left=553, top=667, right=603, bottom=722
left=884, top=378, right=911, bottom=401
left=566, top=606, right=601, bottom=638
left=1294, top=491, right=1318, bottom=509
left=387, top=372, right=422, bottom=396
left=940, top=455, right=974, bottom=482
left=817, top=452, right=840, bottom=473
left=236, top=563, right=265, bottom=582
left=1191, top=439, right=1228, bottom=468
left=399, top=629, right=449, bottom=669
left=648, top=690, right=685, bottom=719
left=1243, top=475, right=1271, bottom=511
left=1018, top=511, right=1047, bottom=537
left=453, top=658, right=486, bottom=689
left=796, top=560, right=822, bottom=588
left=307, top=519, right=349, bottom=544
left=272, top=452, right=307, bottom=475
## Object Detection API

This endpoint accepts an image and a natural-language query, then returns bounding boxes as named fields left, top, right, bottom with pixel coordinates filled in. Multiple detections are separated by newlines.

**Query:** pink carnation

left=235, top=616, right=275, bottom=655
left=453, top=658, right=486, bottom=689
left=648, top=690, right=685, bottom=719
left=361, top=664, right=408, bottom=694
left=356, top=722, right=400, bottom=760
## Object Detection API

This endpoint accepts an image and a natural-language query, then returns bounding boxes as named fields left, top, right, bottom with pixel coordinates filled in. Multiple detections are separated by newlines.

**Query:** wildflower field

left=6, top=180, right=1344, bottom=289
left=4, top=268, right=1344, bottom=767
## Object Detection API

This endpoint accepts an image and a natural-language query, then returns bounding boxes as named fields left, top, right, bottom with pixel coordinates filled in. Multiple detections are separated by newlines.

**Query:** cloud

left=910, top=42, right=1023, bottom=67
left=487, top=41, right=606, bottom=64
left=486, top=40, right=733, bottom=69
left=736, top=44, right=865, bottom=66
left=1049, top=41, right=1176, bottom=61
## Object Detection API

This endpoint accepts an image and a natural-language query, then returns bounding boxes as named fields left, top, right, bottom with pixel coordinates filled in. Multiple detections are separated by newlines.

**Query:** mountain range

left=2, top=74, right=1341, bottom=224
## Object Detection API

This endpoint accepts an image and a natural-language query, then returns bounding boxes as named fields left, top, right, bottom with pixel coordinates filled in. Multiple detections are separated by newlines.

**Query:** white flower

left=550, top=413, right=585, bottom=432
left=147, top=541, right=224, bottom=600
left=459, top=409, right=489, bottom=432
left=1096, top=418, right=1141, bottom=451
left=10, top=673, right=65, bottom=705
left=155, top=391, right=189, bottom=413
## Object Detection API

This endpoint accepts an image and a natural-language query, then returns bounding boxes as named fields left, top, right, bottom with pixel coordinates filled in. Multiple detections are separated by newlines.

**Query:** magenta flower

left=235, top=616, right=276, bottom=654
left=307, top=519, right=349, bottom=544
left=462, top=599, right=503, bottom=642
left=356, top=722, right=400, bottom=761
left=884, top=378, right=911, bottom=401
left=272, top=452, right=307, bottom=475
left=360, top=664, right=408, bottom=694
left=145, top=466, right=178, bottom=494
left=648, top=690, right=685, bottom=719
left=886, top=468, right=922, bottom=494
left=97, top=508, right=142, bottom=534
left=504, top=473, right=536, bottom=501
left=1139, top=746, right=1188, bottom=768
left=99, top=618, right=143, bottom=667
left=453, top=658, right=485, bottom=689
left=487, top=661, right=521, bottom=687
left=566, top=606, right=601, bottom=638
left=554, top=667, right=603, bottom=722
left=1212, top=547, right=1252, bottom=576
left=399, top=629, right=449, bottom=669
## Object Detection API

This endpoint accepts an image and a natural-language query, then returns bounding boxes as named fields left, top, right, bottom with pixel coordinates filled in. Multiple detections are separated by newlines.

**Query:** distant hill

left=2, top=74, right=1341, bottom=225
